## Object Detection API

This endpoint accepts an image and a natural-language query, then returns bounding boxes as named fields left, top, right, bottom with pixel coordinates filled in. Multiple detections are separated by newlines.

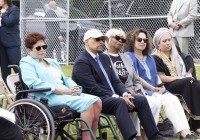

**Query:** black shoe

left=180, top=133, right=199, bottom=139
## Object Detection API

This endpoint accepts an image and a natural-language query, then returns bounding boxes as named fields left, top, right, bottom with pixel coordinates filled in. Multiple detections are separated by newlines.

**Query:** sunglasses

left=136, top=37, right=148, bottom=43
left=111, top=35, right=126, bottom=43
left=95, top=37, right=105, bottom=42
left=35, top=45, right=48, bottom=51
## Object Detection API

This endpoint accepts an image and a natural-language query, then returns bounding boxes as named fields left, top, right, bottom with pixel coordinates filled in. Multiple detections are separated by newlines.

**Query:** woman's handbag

left=157, top=118, right=175, bottom=137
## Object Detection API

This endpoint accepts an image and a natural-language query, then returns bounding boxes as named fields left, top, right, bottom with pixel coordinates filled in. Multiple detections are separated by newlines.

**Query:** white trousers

left=129, top=95, right=161, bottom=136
left=146, top=95, right=161, bottom=124
left=152, top=92, right=190, bottom=133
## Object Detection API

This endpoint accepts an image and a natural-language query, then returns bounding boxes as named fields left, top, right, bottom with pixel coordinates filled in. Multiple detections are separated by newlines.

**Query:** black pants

left=0, top=45, right=21, bottom=82
left=190, top=119, right=200, bottom=131
left=101, top=95, right=159, bottom=140
left=0, top=117, right=23, bottom=140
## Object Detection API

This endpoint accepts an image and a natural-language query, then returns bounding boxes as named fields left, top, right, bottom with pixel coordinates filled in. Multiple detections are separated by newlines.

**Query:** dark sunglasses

left=95, top=37, right=105, bottom=42
left=136, top=37, right=148, bottom=43
left=111, top=35, right=126, bottom=43
left=35, top=45, right=48, bottom=51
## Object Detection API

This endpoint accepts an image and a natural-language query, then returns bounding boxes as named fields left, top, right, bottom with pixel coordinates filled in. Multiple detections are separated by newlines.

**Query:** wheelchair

left=6, top=65, right=120, bottom=140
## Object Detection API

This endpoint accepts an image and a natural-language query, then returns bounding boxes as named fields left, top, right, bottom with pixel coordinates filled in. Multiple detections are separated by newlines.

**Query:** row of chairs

left=0, top=65, right=120, bottom=140
left=3, top=64, right=198, bottom=139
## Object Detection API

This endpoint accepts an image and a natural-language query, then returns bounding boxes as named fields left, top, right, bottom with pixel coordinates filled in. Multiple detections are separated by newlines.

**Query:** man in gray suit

left=167, top=0, right=198, bottom=54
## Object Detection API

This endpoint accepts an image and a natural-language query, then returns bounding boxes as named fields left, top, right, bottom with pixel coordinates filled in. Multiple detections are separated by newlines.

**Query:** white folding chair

left=6, top=73, right=19, bottom=94
left=0, top=75, right=16, bottom=108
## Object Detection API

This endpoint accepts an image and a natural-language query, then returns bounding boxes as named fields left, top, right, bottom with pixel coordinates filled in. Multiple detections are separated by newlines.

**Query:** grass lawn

left=196, top=66, right=200, bottom=79
left=61, top=64, right=73, bottom=77
left=61, top=64, right=200, bottom=79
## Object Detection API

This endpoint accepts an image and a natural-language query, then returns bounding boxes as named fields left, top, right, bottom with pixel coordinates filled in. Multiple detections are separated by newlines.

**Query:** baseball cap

left=83, top=29, right=107, bottom=42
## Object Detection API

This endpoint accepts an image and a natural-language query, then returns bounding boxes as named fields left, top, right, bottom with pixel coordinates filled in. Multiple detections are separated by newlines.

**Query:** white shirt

left=47, top=65, right=63, bottom=85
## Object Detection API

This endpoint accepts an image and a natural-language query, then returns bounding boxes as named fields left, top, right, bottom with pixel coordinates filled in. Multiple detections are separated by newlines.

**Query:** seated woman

left=124, top=28, right=197, bottom=139
left=105, top=28, right=161, bottom=140
left=152, top=28, right=200, bottom=134
left=20, top=32, right=102, bottom=140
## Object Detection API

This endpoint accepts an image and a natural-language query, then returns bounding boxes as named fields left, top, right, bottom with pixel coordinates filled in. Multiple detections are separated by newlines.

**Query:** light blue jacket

left=20, top=55, right=77, bottom=101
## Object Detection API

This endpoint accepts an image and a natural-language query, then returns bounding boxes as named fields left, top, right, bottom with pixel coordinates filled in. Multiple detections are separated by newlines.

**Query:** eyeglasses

left=95, top=37, right=105, bottom=42
left=111, top=35, right=126, bottom=43
left=35, top=45, right=48, bottom=51
left=136, top=37, right=148, bottom=43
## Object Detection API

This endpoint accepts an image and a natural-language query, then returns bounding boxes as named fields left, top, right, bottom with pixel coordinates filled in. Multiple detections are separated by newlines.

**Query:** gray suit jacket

left=105, top=51, right=145, bottom=93
left=167, top=0, right=198, bottom=37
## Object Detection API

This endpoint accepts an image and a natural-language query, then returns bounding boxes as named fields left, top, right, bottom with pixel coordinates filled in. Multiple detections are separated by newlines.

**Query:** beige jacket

left=167, top=0, right=198, bottom=37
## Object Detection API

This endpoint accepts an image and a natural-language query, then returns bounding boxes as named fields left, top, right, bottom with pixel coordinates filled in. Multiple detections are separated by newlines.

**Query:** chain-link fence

left=20, top=0, right=200, bottom=64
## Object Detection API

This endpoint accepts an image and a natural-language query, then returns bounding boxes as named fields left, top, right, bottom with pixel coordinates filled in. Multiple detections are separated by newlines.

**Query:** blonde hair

left=105, top=28, right=126, bottom=49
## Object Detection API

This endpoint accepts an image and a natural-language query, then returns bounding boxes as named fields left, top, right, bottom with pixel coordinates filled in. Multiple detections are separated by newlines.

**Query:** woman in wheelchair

left=20, top=32, right=102, bottom=140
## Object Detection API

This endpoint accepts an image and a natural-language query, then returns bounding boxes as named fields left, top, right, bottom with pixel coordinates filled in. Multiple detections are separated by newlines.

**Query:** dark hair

left=25, top=32, right=45, bottom=49
left=4, top=0, right=13, bottom=6
left=124, top=28, right=152, bottom=56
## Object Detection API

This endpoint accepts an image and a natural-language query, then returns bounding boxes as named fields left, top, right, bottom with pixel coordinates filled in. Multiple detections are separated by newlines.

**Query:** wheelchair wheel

left=7, top=99, right=55, bottom=140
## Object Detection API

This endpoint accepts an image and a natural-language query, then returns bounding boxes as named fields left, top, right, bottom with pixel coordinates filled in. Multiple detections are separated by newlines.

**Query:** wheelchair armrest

left=16, top=87, right=51, bottom=100
left=21, top=87, right=51, bottom=93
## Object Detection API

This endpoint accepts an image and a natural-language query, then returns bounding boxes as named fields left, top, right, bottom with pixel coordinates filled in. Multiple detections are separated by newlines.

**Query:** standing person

left=0, top=0, right=21, bottom=82
left=45, top=1, right=62, bottom=61
left=20, top=32, right=102, bottom=140
left=152, top=27, right=200, bottom=134
left=72, top=29, right=163, bottom=140
left=167, top=0, right=197, bottom=54
left=105, top=28, right=161, bottom=140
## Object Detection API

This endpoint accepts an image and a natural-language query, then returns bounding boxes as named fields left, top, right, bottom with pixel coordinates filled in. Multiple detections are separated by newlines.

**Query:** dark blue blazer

left=0, top=5, right=21, bottom=47
left=72, top=50, right=128, bottom=97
